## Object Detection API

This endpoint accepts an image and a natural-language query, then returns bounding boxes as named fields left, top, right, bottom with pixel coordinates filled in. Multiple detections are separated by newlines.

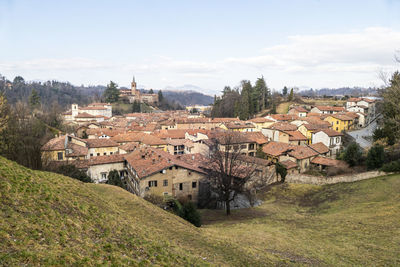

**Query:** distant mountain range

left=300, top=87, right=379, bottom=97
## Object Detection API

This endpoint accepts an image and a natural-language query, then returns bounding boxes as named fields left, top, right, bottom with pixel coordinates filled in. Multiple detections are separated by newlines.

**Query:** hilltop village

left=42, top=92, right=377, bottom=204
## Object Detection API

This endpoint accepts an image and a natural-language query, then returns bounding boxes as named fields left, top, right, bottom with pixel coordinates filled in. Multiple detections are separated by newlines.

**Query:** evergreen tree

left=282, top=86, right=288, bottom=96
left=240, top=81, right=251, bottom=120
left=380, top=71, right=400, bottom=144
left=158, top=90, right=164, bottom=102
left=366, top=144, right=385, bottom=170
left=131, top=100, right=141, bottom=112
left=254, top=77, right=267, bottom=111
left=149, top=89, right=154, bottom=94
left=29, top=89, right=41, bottom=109
left=271, top=102, right=277, bottom=114
left=288, top=88, right=294, bottom=101
left=343, top=143, right=363, bottom=167
left=103, top=81, right=120, bottom=103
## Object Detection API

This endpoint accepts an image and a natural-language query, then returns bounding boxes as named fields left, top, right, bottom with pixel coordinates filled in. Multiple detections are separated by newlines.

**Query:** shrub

left=178, top=202, right=202, bottom=227
left=55, top=164, right=91, bottom=183
left=366, top=144, right=385, bottom=170
left=381, top=160, right=400, bottom=173
left=107, top=169, right=125, bottom=189
left=143, top=194, right=165, bottom=207
left=343, top=142, right=363, bottom=167
left=275, top=162, right=287, bottom=183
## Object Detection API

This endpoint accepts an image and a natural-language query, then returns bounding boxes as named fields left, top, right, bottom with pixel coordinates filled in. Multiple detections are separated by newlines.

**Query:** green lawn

left=1, top=155, right=399, bottom=266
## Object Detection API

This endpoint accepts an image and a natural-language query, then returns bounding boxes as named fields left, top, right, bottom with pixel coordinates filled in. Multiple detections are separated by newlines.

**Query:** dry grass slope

left=1, top=155, right=399, bottom=266
left=0, top=156, right=275, bottom=266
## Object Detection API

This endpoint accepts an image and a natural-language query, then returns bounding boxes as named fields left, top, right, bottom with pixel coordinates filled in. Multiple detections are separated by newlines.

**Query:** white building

left=63, top=103, right=112, bottom=124
left=312, top=129, right=343, bottom=156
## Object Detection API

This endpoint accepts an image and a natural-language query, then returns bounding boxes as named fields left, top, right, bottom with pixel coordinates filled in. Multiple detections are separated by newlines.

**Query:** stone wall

left=286, top=170, right=387, bottom=185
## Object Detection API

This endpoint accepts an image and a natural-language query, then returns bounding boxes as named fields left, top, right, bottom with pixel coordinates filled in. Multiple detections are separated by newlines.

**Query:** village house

left=261, top=142, right=319, bottom=172
left=311, top=128, right=343, bottom=156
left=323, top=113, right=354, bottom=132
left=63, top=103, right=112, bottom=124
left=86, top=154, right=127, bottom=183
left=288, top=106, right=308, bottom=117
left=261, top=122, right=298, bottom=143
left=310, top=105, right=345, bottom=114
left=247, top=117, right=275, bottom=130
left=124, top=147, right=206, bottom=202
left=221, top=121, right=257, bottom=132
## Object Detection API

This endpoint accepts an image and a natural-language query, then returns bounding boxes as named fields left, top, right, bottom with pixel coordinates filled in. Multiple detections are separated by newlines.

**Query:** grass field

left=276, top=101, right=294, bottom=114
left=1, top=156, right=399, bottom=266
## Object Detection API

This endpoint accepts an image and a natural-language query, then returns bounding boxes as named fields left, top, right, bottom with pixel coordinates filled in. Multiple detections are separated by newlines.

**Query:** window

left=336, top=121, right=339, bottom=124
left=192, top=181, right=197, bottom=188
left=336, top=137, right=340, bottom=143
left=175, top=166, right=178, bottom=170
left=179, top=183, right=183, bottom=190
left=240, top=144, right=247, bottom=149
left=103, top=152, right=107, bottom=155
left=57, top=152, right=63, bottom=160
left=97, top=153, right=100, bottom=156
left=90, top=153, right=93, bottom=157
left=148, top=180, right=157, bottom=187
left=163, top=192, right=168, bottom=196
left=110, top=152, right=113, bottom=155
left=249, top=152, right=254, bottom=157
left=163, top=179, right=168, bottom=186
left=188, top=171, right=192, bottom=176
left=169, top=166, right=173, bottom=170
left=249, top=143, right=255, bottom=150
left=101, top=172, right=107, bottom=180
left=336, top=127, right=338, bottom=131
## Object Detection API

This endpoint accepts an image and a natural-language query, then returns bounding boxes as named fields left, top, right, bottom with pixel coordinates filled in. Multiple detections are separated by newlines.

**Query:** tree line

left=211, top=77, right=294, bottom=119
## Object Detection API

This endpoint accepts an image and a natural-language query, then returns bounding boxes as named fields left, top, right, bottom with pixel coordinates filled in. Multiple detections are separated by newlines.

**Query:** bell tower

left=131, top=75, right=137, bottom=95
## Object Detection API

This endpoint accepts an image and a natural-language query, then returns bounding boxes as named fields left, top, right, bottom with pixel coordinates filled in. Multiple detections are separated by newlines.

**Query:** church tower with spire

left=131, top=75, right=137, bottom=95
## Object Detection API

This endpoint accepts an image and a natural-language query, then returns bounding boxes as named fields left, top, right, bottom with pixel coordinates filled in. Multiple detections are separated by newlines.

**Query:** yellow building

left=324, top=114, right=354, bottom=132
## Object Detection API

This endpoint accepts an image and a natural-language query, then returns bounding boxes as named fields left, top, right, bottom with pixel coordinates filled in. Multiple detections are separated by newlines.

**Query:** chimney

left=192, top=155, right=195, bottom=160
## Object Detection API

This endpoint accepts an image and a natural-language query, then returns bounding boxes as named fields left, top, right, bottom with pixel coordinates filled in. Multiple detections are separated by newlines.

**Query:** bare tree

left=202, top=133, right=258, bottom=215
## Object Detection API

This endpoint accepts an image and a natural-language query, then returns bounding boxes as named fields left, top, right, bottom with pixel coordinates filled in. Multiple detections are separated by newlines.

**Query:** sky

left=1, top=0, right=400, bottom=95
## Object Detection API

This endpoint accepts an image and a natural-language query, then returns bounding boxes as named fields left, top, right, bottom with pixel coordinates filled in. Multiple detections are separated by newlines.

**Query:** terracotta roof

left=280, top=159, right=298, bottom=169
left=86, top=128, right=127, bottom=137
left=244, top=132, right=269, bottom=145
left=269, top=114, right=299, bottom=121
left=328, top=114, right=353, bottom=121
left=311, top=156, right=347, bottom=167
left=302, top=123, right=330, bottom=131
left=308, top=142, right=330, bottom=154
left=75, top=112, right=97, bottom=118
left=285, top=131, right=307, bottom=141
left=314, top=106, right=345, bottom=112
left=225, top=122, right=255, bottom=129
left=119, top=142, right=141, bottom=152
left=67, top=143, right=88, bottom=157
left=268, top=122, right=298, bottom=131
left=247, top=117, right=274, bottom=123
left=287, top=146, right=319, bottom=160
left=86, top=139, right=118, bottom=148
left=289, top=106, right=307, bottom=112
left=262, top=142, right=293, bottom=157
left=88, top=154, right=125, bottom=166
left=42, top=136, right=65, bottom=151
left=320, top=128, right=343, bottom=137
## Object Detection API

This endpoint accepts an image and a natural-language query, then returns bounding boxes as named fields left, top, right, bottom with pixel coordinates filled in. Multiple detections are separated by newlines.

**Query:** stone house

left=124, top=147, right=206, bottom=202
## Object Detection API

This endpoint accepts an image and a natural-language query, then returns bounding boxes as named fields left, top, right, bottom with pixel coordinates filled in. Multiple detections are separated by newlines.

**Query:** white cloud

left=1, top=27, right=399, bottom=92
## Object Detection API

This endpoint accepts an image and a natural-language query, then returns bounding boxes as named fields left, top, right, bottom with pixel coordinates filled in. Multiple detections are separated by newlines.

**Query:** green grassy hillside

left=0, top=156, right=272, bottom=266
left=1, top=156, right=399, bottom=266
